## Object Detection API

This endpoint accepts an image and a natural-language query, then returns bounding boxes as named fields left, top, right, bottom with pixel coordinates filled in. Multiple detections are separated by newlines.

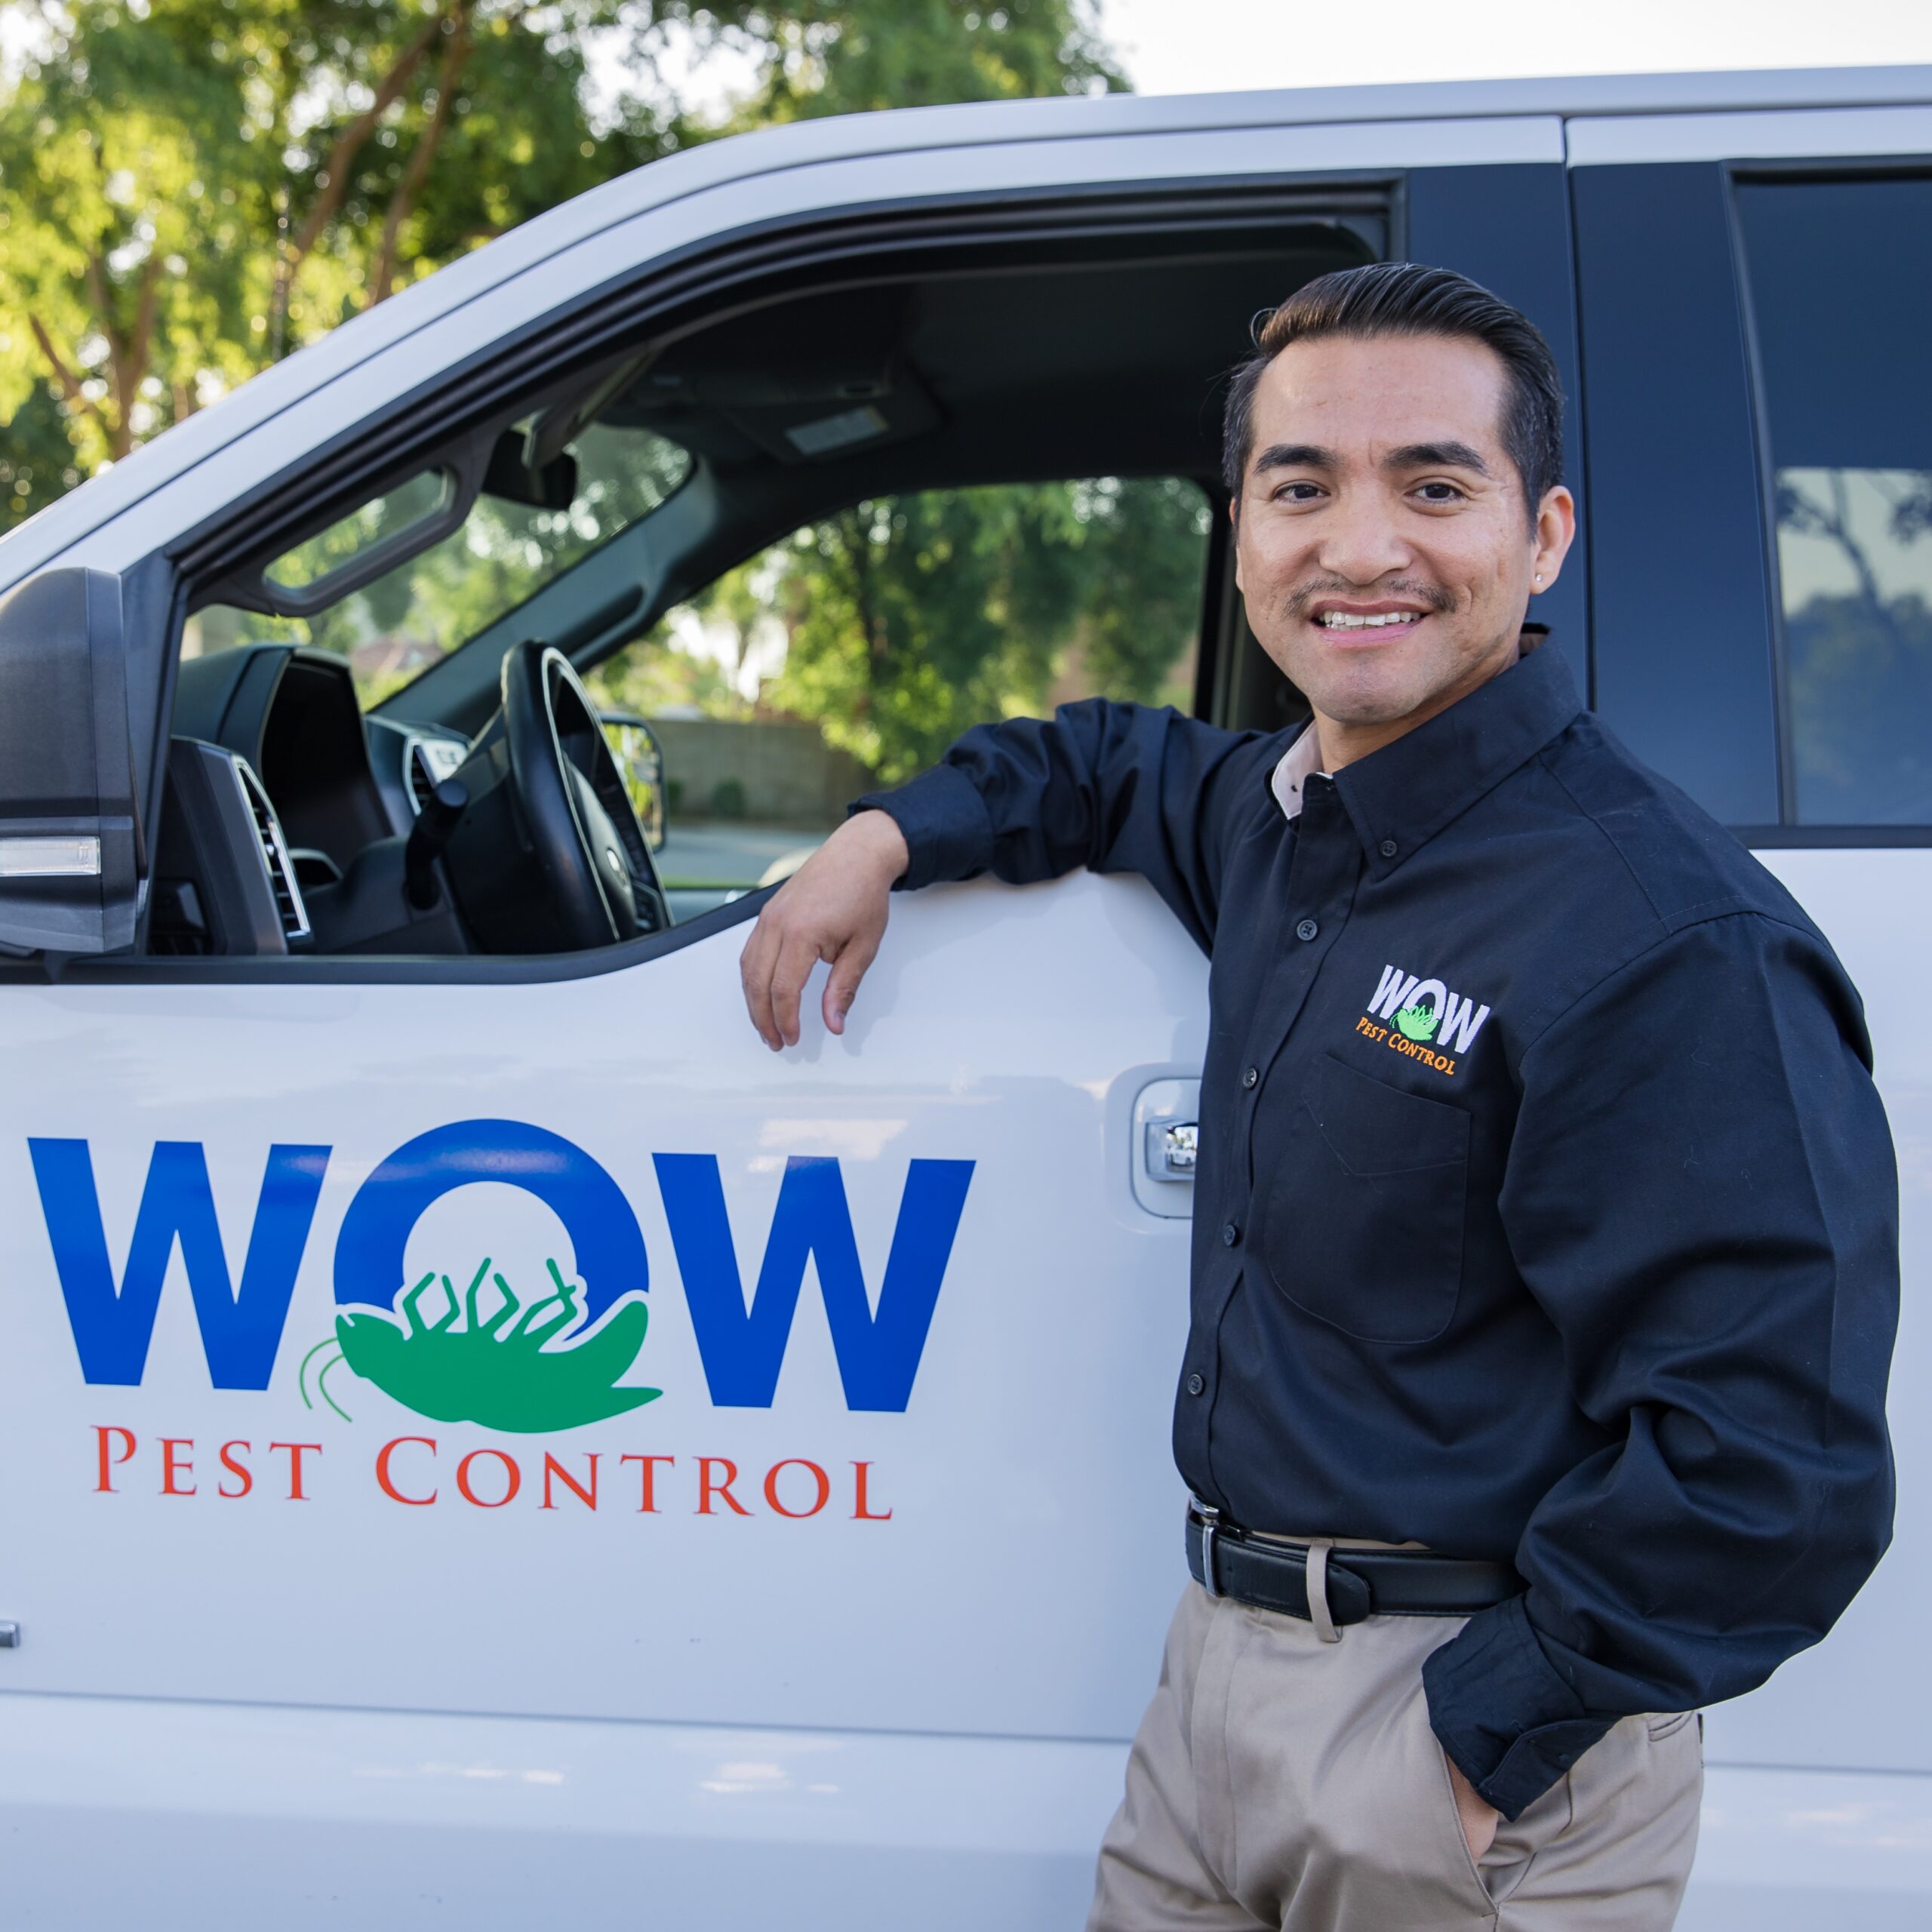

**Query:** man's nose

left=1313, top=494, right=1411, bottom=586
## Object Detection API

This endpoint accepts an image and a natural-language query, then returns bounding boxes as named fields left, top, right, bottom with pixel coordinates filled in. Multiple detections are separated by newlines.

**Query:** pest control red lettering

left=160, top=1438, right=195, bottom=1497
left=764, top=1459, right=832, bottom=1519
left=620, top=1454, right=675, bottom=1512
left=697, top=1456, right=750, bottom=1515
left=376, top=1436, right=437, bottom=1505
left=94, top=1425, right=136, bottom=1493
left=457, top=1448, right=521, bottom=1508
left=269, top=1441, right=321, bottom=1501
left=541, top=1453, right=598, bottom=1511
left=853, top=1460, right=892, bottom=1521
left=217, top=1441, right=253, bottom=1499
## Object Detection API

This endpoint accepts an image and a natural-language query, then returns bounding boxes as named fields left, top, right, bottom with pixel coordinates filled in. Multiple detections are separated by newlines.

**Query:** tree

left=4, top=0, right=1186, bottom=792
left=702, top=0, right=1120, bottom=123
left=0, top=0, right=690, bottom=487
left=0, top=0, right=1115, bottom=496
left=727, top=479, right=1206, bottom=783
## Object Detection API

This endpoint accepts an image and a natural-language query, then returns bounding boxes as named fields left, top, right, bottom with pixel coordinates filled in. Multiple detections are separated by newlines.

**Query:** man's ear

left=1530, top=485, right=1577, bottom=594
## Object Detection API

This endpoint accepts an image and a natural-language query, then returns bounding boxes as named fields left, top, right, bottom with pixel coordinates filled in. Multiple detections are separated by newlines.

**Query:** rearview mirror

left=0, top=568, right=143, bottom=954
left=483, top=428, right=578, bottom=511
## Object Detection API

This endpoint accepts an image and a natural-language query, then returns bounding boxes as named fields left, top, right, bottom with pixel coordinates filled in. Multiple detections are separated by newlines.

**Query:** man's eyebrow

left=1383, top=440, right=1493, bottom=476
left=1251, top=442, right=1337, bottom=473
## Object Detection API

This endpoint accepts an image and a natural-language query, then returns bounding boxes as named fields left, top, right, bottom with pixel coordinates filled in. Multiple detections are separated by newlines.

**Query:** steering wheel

left=500, top=638, right=669, bottom=946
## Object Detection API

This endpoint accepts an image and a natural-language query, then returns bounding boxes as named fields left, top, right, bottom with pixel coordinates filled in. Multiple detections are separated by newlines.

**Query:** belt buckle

left=1192, top=1500, right=1222, bottom=1601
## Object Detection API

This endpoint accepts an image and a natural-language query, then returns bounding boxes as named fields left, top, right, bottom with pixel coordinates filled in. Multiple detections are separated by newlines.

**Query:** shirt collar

left=1269, top=723, right=1327, bottom=820
left=1269, top=636, right=1583, bottom=875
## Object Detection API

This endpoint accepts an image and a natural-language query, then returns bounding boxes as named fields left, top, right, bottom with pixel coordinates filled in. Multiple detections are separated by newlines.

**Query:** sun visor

left=616, top=285, right=944, bottom=464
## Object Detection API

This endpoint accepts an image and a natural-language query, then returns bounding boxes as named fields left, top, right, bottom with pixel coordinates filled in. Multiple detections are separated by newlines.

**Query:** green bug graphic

left=302, top=1257, right=660, bottom=1433
left=1394, top=1001, right=1441, bottom=1042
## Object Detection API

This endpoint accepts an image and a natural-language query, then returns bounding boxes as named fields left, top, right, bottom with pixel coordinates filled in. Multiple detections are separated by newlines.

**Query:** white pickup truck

left=0, top=63, right=1927, bottom=1930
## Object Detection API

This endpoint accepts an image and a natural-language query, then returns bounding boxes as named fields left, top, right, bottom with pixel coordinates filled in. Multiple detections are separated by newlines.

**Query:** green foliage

left=0, top=0, right=694, bottom=475
left=1, top=0, right=1117, bottom=485
left=703, top=0, right=1122, bottom=122
left=0, top=383, right=85, bottom=532
left=614, top=477, right=1208, bottom=785
left=7, top=0, right=1170, bottom=787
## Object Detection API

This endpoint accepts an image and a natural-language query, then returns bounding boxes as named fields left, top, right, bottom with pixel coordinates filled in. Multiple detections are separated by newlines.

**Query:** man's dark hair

left=1222, top=263, right=1565, bottom=530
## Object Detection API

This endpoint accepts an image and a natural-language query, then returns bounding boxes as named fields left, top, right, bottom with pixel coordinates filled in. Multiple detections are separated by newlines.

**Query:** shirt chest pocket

left=1257, top=1052, right=1472, bottom=1345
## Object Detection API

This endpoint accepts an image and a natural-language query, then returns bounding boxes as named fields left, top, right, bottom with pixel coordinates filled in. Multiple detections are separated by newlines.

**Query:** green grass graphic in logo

left=1394, top=1001, right=1441, bottom=1042
left=301, top=1257, right=660, bottom=1432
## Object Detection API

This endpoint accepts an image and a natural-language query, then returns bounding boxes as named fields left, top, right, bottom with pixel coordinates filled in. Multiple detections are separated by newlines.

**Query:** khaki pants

left=1088, top=1584, right=1702, bottom=1932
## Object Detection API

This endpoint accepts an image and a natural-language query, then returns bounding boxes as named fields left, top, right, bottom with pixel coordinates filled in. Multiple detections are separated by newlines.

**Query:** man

left=738, top=264, right=1898, bottom=1928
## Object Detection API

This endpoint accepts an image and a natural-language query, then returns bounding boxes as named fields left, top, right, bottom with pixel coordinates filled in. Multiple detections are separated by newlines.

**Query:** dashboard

left=156, top=644, right=666, bottom=958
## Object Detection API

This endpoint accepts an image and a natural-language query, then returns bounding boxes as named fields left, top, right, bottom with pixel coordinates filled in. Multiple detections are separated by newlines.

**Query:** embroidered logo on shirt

left=1355, top=965, right=1492, bottom=1075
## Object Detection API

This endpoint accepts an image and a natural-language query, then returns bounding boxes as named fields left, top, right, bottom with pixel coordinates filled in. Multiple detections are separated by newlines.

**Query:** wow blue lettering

left=656, top=1153, right=974, bottom=1411
left=32, top=1129, right=971, bottom=1411
left=29, top=1138, right=331, bottom=1389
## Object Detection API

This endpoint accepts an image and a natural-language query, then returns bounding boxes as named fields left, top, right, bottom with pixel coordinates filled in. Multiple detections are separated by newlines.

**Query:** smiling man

left=738, top=264, right=1899, bottom=1929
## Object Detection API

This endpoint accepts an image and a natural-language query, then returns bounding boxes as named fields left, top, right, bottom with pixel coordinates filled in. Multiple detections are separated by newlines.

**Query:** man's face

left=1232, top=331, right=1574, bottom=744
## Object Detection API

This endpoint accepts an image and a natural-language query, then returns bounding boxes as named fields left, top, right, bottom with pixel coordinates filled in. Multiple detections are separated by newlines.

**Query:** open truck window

left=586, top=477, right=1212, bottom=910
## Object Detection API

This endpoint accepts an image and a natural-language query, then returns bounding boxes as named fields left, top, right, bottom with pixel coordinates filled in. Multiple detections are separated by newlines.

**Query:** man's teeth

left=1317, top=611, right=1419, bottom=629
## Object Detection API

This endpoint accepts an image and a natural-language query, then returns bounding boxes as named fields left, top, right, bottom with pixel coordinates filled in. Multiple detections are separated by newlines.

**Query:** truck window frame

left=1726, top=152, right=1932, bottom=848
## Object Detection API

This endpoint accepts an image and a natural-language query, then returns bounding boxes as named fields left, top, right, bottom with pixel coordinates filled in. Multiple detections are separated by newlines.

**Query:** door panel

left=1703, top=848, right=1932, bottom=1777
left=0, top=874, right=1203, bottom=1740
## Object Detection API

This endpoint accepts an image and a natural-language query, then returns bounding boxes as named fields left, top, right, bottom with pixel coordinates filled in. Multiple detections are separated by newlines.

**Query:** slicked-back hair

left=1222, top=263, right=1565, bottom=532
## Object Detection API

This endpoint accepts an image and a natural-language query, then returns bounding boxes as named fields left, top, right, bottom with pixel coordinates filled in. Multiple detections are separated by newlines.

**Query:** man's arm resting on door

left=740, top=699, right=1270, bottom=1046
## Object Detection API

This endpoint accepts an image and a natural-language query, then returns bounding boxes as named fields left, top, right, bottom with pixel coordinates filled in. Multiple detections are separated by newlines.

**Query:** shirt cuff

left=1421, top=1594, right=1615, bottom=1819
left=849, top=763, right=995, bottom=891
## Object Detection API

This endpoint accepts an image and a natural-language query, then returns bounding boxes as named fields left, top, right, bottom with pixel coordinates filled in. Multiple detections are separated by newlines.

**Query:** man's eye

left=1274, top=482, right=1325, bottom=503
left=1415, top=481, right=1465, bottom=503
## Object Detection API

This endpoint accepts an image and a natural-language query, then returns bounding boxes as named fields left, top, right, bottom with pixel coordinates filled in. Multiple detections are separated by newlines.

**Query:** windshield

left=183, top=422, right=691, bottom=707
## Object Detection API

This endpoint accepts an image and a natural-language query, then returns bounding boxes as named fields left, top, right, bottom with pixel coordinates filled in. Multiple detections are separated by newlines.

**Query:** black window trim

left=1727, top=150, right=1932, bottom=846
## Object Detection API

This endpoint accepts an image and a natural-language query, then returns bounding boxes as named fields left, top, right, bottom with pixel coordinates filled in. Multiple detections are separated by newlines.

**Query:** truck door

left=0, top=122, right=1580, bottom=1929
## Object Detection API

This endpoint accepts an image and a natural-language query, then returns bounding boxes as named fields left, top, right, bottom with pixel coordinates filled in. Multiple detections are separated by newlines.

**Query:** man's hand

left=740, top=809, right=909, bottom=1050
left=1446, top=1757, right=1500, bottom=1863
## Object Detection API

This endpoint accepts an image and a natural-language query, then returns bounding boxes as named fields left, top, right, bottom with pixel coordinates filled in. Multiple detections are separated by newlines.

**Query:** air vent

left=405, top=734, right=467, bottom=815
left=409, top=747, right=435, bottom=814
left=234, top=761, right=311, bottom=946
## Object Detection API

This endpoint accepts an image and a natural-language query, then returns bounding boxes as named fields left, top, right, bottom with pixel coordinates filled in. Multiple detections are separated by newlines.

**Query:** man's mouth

left=1308, top=600, right=1432, bottom=638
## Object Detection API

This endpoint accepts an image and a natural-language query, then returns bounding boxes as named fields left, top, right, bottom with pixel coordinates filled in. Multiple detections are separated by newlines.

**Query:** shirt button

left=1242, top=1066, right=1259, bottom=1089
left=1295, top=918, right=1318, bottom=942
left=1221, top=1220, right=1241, bottom=1247
left=1379, top=838, right=1398, bottom=859
left=1186, top=1373, right=1205, bottom=1396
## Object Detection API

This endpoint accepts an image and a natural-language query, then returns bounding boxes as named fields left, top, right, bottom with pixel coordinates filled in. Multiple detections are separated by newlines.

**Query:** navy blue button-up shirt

left=860, top=641, right=1898, bottom=1818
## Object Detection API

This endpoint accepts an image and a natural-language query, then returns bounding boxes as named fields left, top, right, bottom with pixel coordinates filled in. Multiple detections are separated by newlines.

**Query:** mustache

left=1282, top=578, right=1457, bottom=620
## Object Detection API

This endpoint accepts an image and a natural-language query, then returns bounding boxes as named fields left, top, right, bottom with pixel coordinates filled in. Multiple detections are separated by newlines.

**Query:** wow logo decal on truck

left=319, top=1121, right=662, bottom=1432
left=29, top=1119, right=976, bottom=1435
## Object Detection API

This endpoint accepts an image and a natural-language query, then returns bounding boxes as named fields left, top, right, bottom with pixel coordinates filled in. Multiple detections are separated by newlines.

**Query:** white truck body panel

left=1, top=66, right=1927, bottom=1929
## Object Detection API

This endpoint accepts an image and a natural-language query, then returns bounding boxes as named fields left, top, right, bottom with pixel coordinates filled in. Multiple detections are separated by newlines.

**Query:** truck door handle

left=1146, top=1120, right=1198, bottom=1180
left=1131, top=1076, right=1201, bottom=1218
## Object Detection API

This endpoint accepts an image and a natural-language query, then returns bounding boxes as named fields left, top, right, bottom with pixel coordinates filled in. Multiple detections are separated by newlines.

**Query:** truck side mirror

left=598, top=710, right=667, bottom=852
left=0, top=568, right=143, bottom=955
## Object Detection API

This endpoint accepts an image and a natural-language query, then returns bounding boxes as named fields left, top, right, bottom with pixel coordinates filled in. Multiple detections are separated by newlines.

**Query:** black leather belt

left=1186, top=1503, right=1524, bottom=1626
